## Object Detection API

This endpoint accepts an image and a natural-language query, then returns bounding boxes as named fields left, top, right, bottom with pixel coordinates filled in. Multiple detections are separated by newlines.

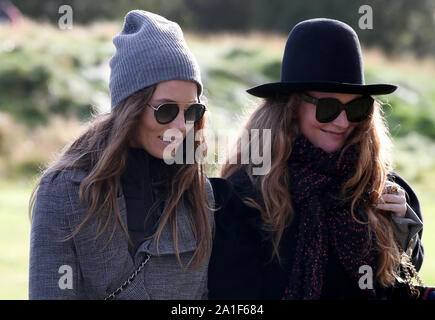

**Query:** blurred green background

left=0, top=0, right=434, bottom=299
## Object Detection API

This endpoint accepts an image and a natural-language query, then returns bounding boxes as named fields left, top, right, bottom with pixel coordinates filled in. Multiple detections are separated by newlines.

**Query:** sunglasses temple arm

left=299, top=93, right=318, bottom=104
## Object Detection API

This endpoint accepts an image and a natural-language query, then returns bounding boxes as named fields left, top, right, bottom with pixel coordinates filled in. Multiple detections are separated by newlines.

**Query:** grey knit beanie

left=109, top=10, right=203, bottom=109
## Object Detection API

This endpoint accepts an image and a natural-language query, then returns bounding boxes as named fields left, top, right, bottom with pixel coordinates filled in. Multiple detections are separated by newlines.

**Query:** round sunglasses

left=299, top=93, right=374, bottom=123
left=146, top=102, right=207, bottom=125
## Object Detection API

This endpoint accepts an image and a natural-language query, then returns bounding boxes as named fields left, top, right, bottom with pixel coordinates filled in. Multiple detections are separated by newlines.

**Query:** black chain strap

left=104, top=254, right=151, bottom=300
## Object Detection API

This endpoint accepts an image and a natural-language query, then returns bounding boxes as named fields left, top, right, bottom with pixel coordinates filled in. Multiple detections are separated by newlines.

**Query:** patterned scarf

left=283, top=135, right=378, bottom=299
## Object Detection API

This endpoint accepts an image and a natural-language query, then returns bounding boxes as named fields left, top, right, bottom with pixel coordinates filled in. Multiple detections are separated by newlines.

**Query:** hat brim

left=246, top=81, right=397, bottom=98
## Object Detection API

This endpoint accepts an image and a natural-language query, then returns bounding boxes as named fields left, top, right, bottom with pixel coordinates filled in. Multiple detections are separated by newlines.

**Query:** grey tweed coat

left=29, top=168, right=215, bottom=300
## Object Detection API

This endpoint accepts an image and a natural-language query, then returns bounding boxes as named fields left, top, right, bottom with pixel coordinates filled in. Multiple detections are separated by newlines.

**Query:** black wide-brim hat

left=247, top=18, right=397, bottom=97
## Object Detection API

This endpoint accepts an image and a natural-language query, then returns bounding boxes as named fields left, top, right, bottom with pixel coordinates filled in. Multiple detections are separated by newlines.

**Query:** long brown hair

left=222, top=93, right=400, bottom=287
left=29, top=85, right=213, bottom=269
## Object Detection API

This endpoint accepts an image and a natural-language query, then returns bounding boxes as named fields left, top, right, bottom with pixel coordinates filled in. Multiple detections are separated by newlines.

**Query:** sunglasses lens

left=185, top=103, right=206, bottom=123
left=346, top=97, right=373, bottom=122
left=155, top=104, right=179, bottom=124
left=316, top=98, right=341, bottom=123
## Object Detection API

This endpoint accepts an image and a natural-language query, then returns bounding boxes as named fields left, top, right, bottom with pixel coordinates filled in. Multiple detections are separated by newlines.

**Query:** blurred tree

left=11, top=0, right=435, bottom=57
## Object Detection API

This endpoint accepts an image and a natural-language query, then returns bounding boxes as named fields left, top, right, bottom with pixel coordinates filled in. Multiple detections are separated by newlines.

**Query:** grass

left=408, top=172, right=435, bottom=285
left=0, top=179, right=32, bottom=300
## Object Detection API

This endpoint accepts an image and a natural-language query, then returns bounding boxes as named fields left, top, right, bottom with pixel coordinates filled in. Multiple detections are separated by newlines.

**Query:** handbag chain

left=387, top=185, right=424, bottom=299
left=398, top=248, right=424, bottom=299
left=104, top=253, right=151, bottom=300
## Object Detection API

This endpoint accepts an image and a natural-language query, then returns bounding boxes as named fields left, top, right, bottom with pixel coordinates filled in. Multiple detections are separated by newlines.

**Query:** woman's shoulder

left=209, top=170, right=263, bottom=228
left=40, top=167, right=89, bottom=186
left=203, top=176, right=215, bottom=199
left=32, top=168, right=90, bottom=226
left=226, top=167, right=255, bottom=196
left=37, top=167, right=90, bottom=209
left=208, top=177, right=233, bottom=210
left=211, top=167, right=258, bottom=202
left=209, top=168, right=255, bottom=214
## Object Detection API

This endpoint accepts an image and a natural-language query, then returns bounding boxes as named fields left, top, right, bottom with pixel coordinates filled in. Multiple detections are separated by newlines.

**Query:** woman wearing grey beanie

left=28, top=10, right=213, bottom=300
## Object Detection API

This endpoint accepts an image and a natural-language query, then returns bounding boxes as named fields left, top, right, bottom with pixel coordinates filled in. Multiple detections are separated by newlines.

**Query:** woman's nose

left=331, top=110, right=349, bottom=128
left=169, top=111, right=187, bottom=136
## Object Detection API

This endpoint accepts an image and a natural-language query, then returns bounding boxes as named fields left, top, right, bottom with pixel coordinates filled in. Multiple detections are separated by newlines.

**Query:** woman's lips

left=158, top=136, right=179, bottom=146
left=321, top=129, right=346, bottom=137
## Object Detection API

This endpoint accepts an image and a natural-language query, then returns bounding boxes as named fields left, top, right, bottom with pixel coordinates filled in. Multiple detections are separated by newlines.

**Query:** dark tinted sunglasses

left=299, top=93, right=374, bottom=123
left=146, top=102, right=207, bottom=125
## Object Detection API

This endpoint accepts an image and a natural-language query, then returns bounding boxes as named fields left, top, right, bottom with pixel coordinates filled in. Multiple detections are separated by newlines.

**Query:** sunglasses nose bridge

left=331, top=109, right=350, bottom=127
left=168, top=109, right=187, bottom=133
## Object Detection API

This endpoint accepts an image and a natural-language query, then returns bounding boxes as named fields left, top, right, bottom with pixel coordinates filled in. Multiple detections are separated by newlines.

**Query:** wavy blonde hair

left=222, top=93, right=400, bottom=287
left=29, top=85, right=213, bottom=269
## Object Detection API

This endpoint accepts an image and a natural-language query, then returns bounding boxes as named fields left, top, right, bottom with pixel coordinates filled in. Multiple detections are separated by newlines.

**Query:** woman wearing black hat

left=208, top=18, right=424, bottom=300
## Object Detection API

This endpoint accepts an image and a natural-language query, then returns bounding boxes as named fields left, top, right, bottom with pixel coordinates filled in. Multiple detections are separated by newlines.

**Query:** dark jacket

left=208, top=172, right=424, bottom=300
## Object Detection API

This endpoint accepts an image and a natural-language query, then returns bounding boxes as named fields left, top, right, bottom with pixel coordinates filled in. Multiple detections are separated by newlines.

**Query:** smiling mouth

left=158, top=136, right=178, bottom=144
left=321, top=129, right=346, bottom=136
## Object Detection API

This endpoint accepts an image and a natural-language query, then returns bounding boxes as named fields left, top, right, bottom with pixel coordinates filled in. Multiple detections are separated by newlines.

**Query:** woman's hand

left=375, top=181, right=407, bottom=218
